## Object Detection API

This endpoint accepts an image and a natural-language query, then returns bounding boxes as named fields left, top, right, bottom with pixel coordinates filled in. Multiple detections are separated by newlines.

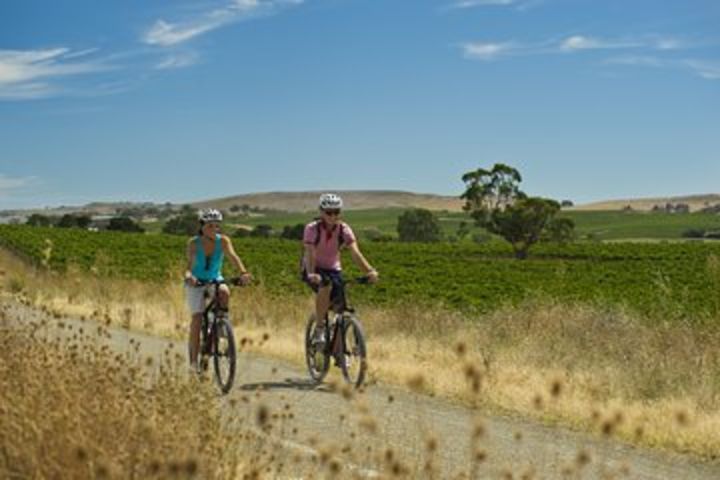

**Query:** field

left=1, top=224, right=719, bottom=322
left=560, top=210, right=720, bottom=240
left=2, top=225, right=720, bottom=459
left=151, top=208, right=720, bottom=242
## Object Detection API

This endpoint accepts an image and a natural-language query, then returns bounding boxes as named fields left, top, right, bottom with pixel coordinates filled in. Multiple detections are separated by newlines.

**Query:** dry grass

left=0, top=306, right=250, bottom=478
left=2, top=249, right=719, bottom=460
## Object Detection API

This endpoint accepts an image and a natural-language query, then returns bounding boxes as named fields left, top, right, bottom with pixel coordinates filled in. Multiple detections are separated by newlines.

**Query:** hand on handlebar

left=238, top=272, right=252, bottom=286
left=185, top=274, right=199, bottom=287
left=307, top=273, right=322, bottom=285
left=366, top=270, right=379, bottom=284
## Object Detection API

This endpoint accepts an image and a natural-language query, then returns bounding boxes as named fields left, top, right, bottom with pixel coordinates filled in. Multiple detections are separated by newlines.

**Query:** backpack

left=299, top=219, right=347, bottom=275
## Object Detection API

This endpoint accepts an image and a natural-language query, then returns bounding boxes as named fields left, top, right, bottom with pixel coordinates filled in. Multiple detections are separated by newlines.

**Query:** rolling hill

left=191, top=190, right=464, bottom=212
left=571, top=194, right=720, bottom=212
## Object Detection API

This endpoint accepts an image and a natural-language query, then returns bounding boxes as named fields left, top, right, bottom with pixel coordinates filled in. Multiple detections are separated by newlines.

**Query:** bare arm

left=304, top=244, right=316, bottom=275
left=304, top=244, right=323, bottom=284
left=348, top=242, right=378, bottom=282
left=221, top=235, right=249, bottom=276
left=185, top=238, right=197, bottom=285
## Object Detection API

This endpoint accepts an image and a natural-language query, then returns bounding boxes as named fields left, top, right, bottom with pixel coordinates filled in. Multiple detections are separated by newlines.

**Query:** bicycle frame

left=193, top=277, right=245, bottom=394
left=306, top=275, right=369, bottom=386
left=198, top=280, right=226, bottom=354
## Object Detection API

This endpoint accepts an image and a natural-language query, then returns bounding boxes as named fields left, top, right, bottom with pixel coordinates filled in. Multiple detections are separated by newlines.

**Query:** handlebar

left=319, top=275, right=372, bottom=287
left=194, top=275, right=250, bottom=287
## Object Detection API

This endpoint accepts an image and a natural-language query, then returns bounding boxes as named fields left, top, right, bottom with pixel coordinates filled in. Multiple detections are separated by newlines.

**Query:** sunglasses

left=323, top=209, right=341, bottom=216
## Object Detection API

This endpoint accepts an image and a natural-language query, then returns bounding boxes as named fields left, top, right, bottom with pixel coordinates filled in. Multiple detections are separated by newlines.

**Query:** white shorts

left=185, top=284, right=212, bottom=315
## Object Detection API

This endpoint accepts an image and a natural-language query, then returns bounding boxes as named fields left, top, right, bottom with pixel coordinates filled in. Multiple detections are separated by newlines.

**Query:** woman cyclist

left=301, top=193, right=379, bottom=345
left=184, top=208, right=251, bottom=371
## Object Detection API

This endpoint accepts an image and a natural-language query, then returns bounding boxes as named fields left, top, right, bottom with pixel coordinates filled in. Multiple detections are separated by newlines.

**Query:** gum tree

left=461, top=163, right=572, bottom=259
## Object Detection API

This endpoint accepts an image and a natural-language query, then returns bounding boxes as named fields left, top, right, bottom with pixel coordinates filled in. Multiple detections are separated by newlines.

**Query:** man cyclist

left=301, top=193, right=379, bottom=345
left=184, top=208, right=251, bottom=371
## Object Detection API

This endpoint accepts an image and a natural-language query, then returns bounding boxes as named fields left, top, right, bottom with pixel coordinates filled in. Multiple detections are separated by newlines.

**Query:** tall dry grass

left=2, top=249, right=719, bottom=459
left=0, top=306, right=252, bottom=478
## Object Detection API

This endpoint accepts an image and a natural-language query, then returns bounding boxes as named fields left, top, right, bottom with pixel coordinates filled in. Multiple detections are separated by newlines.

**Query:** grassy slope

left=190, top=208, right=720, bottom=241
left=559, top=211, right=720, bottom=240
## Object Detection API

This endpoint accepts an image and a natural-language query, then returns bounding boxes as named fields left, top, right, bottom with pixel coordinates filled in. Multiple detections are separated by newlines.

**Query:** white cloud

left=461, top=33, right=719, bottom=81
left=450, top=0, right=515, bottom=8
left=144, top=19, right=223, bottom=47
left=605, top=55, right=666, bottom=67
left=156, top=52, right=200, bottom=70
left=0, top=48, right=114, bottom=100
left=684, top=60, right=720, bottom=80
left=559, top=35, right=641, bottom=52
left=605, top=56, right=720, bottom=81
left=143, top=0, right=304, bottom=47
left=0, top=174, right=38, bottom=195
left=655, top=38, right=683, bottom=51
left=461, top=42, right=514, bottom=60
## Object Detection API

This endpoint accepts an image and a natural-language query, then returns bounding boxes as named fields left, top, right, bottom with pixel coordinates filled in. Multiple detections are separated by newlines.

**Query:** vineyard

left=1, top=225, right=719, bottom=322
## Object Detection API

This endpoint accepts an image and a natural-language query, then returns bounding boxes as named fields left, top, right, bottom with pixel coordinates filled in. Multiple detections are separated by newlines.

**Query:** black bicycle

left=196, top=277, right=245, bottom=394
left=305, top=276, right=370, bottom=388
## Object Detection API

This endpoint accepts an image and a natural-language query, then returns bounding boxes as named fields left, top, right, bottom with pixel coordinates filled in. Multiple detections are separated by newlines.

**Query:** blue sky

left=1, top=0, right=718, bottom=209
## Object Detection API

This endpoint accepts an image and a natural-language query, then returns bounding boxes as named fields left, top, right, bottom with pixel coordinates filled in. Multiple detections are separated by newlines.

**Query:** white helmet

left=198, top=208, right=223, bottom=223
left=318, top=193, right=343, bottom=210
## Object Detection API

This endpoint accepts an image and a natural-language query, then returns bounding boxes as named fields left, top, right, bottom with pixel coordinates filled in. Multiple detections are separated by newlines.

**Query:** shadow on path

left=240, top=377, right=333, bottom=393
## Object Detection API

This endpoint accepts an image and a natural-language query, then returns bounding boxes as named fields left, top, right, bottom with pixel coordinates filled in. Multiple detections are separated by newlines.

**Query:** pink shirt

left=303, top=220, right=356, bottom=271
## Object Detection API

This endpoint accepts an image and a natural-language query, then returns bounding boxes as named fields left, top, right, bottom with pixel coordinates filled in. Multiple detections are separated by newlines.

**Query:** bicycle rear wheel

left=339, top=313, right=367, bottom=388
left=305, top=314, right=330, bottom=383
left=212, top=317, right=237, bottom=394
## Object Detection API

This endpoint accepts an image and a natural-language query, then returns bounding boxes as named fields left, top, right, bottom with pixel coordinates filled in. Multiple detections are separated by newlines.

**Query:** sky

left=1, top=0, right=719, bottom=210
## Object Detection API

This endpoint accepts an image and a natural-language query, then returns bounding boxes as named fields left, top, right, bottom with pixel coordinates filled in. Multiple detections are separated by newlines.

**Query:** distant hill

left=4, top=191, right=719, bottom=219
left=572, top=194, right=720, bottom=212
left=192, top=190, right=464, bottom=213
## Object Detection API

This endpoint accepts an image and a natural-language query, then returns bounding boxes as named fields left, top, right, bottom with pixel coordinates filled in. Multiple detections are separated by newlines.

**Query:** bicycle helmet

left=198, top=208, right=223, bottom=223
left=318, top=193, right=343, bottom=210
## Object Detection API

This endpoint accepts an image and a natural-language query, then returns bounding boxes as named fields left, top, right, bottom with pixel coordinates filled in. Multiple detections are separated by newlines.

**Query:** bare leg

left=189, top=312, right=203, bottom=367
left=315, top=285, right=331, bottom=324
left=218, top=284, right=230, bottom=312
left=314, top=285, right=332, bottom=342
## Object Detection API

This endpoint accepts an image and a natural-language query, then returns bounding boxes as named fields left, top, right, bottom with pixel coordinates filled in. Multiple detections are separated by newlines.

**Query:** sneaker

left=189, top=362, right=202, bottom=376
left=198, top=356, right=209, bottom=372
left=312, top=327, right=326, bottom=347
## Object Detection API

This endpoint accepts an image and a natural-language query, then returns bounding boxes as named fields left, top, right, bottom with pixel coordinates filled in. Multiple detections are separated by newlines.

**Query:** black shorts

left=301, top=268, right=346, bottom=312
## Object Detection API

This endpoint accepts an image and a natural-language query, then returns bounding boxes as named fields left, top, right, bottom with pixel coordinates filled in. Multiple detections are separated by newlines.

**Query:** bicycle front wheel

left=305, top=314, right=330, bottom=383
left=212, top=317, right=237, bottom=394
left=340, top=313, right=367, bottom=388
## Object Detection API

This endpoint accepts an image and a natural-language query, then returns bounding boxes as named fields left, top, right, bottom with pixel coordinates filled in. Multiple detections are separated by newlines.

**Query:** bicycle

left=305, top=276, right=370, bottom=388
left=195, top=276, right=245, bottom=394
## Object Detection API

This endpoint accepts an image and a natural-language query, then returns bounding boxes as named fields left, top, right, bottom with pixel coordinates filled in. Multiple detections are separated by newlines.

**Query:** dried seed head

left=256, top=404, right=270, bottom=426
left=576, top=450, right=591, bottom=467
left=425, top=436, right=438, bottom=453
left=549, top=379, right=563, bottom=398
left=601, top=420, right=615, bottom=436
left=406, top=373, right=425, bottom=392
left=675, top=410, right=690, bottom=427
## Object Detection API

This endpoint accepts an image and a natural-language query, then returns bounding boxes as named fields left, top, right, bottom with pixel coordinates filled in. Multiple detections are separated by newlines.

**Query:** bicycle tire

left=305, top=314, right=330, bottom=383
left=212, top=317, right=237, bottom=394
left=339, top=313, right=367, bottom=388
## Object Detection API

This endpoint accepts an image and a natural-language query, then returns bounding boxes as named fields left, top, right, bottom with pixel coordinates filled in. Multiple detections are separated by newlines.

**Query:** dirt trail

left=3, top=299, right=719, bottom=479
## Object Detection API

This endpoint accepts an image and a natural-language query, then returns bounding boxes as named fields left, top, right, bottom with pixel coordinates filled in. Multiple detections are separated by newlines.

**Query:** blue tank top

left=192, top=234, right=224, bottom=282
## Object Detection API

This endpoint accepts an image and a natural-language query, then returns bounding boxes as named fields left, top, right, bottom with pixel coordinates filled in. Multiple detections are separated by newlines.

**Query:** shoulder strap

left=337, top=222, right=346, bottom=247
left=313, top=219, right=322, bottom=246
